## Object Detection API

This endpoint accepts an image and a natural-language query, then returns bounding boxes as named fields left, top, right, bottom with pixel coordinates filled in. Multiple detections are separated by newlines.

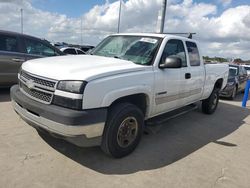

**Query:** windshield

left=229, top=67, right=238, bottom=77
left=91, top=36, right=161, bottom=65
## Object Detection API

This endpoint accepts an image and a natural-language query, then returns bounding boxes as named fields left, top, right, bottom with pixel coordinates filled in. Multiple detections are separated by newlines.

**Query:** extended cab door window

left=184, top=41, right=204, bottom=104
left=186, top=41, right=200, bottom=66
left=24, top=38, right=57, bottom=57
left=161, top=39, right=187, bottom=67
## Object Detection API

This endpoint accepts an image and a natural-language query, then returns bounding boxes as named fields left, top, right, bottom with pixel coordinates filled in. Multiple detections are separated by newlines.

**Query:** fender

left=101, top=85, right=152, bottom=106
left=101, top=85, right=152, bottom=116
left=203, top=77, right=225, bottom=100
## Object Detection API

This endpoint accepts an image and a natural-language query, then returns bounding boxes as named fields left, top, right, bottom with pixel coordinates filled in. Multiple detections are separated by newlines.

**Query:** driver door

left=153, top=39, right=188, bottom=115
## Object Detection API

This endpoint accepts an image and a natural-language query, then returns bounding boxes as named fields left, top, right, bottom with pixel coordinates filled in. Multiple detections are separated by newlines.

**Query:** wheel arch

left=109, top=93, right=150, bottom=118
left=214, top=78, right=224, bottom=90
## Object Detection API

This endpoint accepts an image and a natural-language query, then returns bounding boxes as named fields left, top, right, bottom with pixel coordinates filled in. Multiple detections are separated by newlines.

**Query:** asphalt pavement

left=0, top=88, right=250, bottom=188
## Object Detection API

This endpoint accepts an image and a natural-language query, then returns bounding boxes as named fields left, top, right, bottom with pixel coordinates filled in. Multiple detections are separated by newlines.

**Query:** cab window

left=161, top=39, right=187, bottom=67
left=186, top=41, right=200, bottom=66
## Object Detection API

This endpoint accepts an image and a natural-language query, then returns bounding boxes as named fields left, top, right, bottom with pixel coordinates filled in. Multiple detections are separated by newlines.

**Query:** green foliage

left=203, top=56, right=250, bottom=64
left=203, top=56, right=228, bottom=63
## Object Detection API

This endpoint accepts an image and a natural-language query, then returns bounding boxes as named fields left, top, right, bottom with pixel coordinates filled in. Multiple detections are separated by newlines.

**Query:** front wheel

left=101, top=103, right=144, bottom=158
left=202, top=88, right=219, bottom=114
left=230, top=86, right=237, bottom=100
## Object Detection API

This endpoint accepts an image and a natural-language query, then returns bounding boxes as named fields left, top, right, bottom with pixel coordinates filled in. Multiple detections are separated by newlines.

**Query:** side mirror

left=159, top=57, right=182, bottom=69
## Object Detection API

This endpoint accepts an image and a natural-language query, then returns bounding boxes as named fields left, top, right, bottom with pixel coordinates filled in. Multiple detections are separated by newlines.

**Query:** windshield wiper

left=113, top=56, right=121, bottom=59
left=114, top=56, right=126, bottom=60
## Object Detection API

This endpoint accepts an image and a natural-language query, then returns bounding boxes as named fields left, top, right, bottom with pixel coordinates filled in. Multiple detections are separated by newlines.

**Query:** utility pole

left=160, top=0, right=167, bottom=33
left=81, top=16, right=83, bottom=45
left=117, top=0, right=122, bottom=33
left=20, top=8, right=23, bottom=34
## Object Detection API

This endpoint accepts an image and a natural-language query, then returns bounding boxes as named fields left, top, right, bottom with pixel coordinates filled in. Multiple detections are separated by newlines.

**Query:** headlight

left=57, top=81, right=87, bottom=94
left=227, top=82, right=235, bottom=86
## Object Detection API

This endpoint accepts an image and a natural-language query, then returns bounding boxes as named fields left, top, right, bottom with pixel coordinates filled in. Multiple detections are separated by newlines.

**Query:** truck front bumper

left=10, top=85, right=107, bottom=147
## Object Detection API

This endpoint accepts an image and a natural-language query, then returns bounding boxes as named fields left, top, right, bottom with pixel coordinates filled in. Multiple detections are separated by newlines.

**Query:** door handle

left=185, top=73, right=191, bottom=79
left=12, top=58, right=25, bottom=62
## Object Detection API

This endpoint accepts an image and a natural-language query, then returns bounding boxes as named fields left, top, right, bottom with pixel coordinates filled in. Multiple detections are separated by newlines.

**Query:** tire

left=229, top=86, right=237, bottom=100
left=202, top=88, right=220, bottom=114
left=101, top=103, right=144, bottom=158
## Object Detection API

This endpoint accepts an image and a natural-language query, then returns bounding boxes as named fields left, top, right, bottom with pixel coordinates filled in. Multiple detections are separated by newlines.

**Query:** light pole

left=81, top=16, right=83, bottom=45
left=160, top=0, right=167, bottom=33
left=117, top=0, right=122, bottom=33
left=20, top=8, right=23, bottom=34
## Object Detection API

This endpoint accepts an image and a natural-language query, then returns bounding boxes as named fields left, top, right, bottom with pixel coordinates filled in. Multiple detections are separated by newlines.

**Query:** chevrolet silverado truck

left=11, top=33, right=229, bottom=158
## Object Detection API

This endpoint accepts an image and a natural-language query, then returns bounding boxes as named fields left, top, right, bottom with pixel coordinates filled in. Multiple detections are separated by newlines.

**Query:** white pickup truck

left=11, top=33, right=229, bottom=158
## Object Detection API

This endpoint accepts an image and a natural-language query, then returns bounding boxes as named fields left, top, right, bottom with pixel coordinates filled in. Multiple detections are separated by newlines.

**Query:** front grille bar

left=19, top=70, right=58, bottom=104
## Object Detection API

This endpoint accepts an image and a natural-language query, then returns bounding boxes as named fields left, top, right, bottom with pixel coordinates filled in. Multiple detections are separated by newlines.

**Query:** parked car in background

left=79, top=45, right=95, bottom=53
left=60, top=47, right=85, bottom=55
left=52, top=42, right=95, bottom=54
left=220, top=64, right=248, bottom=99
left=242, top=65, right=250, bottom=77
left=0, top=30, right=64, bottom=87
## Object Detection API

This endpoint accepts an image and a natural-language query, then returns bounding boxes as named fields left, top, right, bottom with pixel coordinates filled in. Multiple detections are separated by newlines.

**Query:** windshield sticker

left=140, top=38, right=158, bottom=44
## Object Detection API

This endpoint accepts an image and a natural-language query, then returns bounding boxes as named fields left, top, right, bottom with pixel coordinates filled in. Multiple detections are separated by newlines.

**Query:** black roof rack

left=163, top=32, right=196, bottom=39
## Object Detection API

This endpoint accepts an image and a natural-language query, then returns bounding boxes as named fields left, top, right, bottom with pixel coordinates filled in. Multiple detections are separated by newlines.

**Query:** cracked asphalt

left=0, top=88, right=250, bottom=188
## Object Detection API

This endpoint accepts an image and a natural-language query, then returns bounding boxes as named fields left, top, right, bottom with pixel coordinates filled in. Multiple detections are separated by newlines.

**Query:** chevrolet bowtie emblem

left=26, top=80, right=35, bottom=89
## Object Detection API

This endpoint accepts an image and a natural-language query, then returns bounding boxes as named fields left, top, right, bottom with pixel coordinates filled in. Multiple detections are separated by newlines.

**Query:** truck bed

left=203, top=63, right=229, bottom=100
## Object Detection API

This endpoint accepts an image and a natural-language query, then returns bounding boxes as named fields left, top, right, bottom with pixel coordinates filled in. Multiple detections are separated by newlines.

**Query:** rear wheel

left=101, top=103, right=144, bottom=158
left=230, top=86, right=237, bottom=100
left=202, top=88, right=219, bottom=114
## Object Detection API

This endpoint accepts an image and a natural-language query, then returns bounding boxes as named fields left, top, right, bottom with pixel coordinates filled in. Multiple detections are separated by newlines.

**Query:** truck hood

left=22, top=55, right=147, bottom=81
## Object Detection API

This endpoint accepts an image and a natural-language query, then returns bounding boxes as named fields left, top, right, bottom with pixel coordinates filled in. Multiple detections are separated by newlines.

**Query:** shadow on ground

left=39, top=101, right=249, bottom=175
left=0, top=88, right=11, bottom=102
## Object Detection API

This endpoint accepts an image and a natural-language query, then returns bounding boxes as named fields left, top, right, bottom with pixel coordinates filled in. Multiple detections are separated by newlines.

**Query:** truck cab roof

left=110, top=33, right=197, bottom=42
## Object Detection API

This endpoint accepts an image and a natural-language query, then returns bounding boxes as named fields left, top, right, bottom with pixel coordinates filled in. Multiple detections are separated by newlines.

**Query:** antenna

left=163, top=32, right=196, bottom=39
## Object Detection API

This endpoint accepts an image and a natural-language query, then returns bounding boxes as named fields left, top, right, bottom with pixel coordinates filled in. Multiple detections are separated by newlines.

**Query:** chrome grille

left=19, top=70, right=57, bottom=104
left=20, top=82, right=52, bottom=103
left=21, top=71, right=56, bottom=88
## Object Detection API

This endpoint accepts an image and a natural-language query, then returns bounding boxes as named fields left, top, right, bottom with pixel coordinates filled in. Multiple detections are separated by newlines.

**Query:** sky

left=0, top=0, right=250, bottom=60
